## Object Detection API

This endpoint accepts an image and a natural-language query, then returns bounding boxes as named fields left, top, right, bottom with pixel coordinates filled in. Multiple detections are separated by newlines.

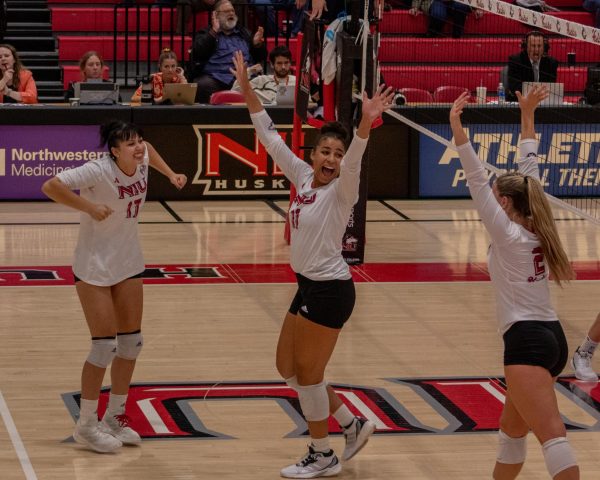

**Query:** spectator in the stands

left=130, top=48, right=188, bottom=103
left=232, top=45, right=295, bottom=103
left=506, top=31, right=558, bottom=102
left=514, top=0, right=559, bottom=12
left=409, top=0, right=483, bottom=38
left=583, top=0, right=600, bottom=28
left=0, top=43, right=37, bottom=104
left=250, top=0, right=307, bottom=38
left=190, top=0, right=266, bottom=103
left=64, top=51, right=113, bottom=101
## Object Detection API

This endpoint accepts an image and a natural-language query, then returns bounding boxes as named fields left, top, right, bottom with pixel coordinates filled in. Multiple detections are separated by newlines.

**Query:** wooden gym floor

left=0, top=199, right=599, bottom=479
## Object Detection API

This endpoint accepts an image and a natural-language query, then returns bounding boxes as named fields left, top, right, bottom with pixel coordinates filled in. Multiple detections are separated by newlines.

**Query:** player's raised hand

left=361, top=84, right=395, bottom=123
left=516, top=84, right=549, bottom=112
left=230, top=50, right=251, bottom=94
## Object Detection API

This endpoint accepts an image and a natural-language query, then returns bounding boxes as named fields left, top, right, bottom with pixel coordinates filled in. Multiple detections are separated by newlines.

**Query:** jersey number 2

left=532, top=246, right=545, bottom=276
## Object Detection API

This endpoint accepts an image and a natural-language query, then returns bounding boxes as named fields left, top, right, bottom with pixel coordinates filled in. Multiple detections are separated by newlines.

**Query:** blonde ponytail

left=496, top=173, right=574, bottom=286
left=526, top=178, right=574, bottom=286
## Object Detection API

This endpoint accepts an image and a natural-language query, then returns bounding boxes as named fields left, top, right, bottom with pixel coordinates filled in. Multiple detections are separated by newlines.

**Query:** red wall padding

left=381, top=65, right=587, bottom=92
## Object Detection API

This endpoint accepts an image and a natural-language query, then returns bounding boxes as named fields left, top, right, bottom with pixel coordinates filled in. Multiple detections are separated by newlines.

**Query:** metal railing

left=112, top=1, right=295, bottom=87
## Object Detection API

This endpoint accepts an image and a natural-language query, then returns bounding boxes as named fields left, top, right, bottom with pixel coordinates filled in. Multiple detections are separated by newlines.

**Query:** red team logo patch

left=62, top=378, right=600, bottom=440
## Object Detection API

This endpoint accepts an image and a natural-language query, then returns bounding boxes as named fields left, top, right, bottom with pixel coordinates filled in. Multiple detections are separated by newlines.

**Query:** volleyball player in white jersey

left=450, top=86, right=578, bottom=480
left=231, top=50, right=393, bottom=478
left=42, top=121, right=187, bottom=453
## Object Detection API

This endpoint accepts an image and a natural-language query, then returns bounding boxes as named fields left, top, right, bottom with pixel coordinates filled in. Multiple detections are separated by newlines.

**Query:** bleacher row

left=50, top=4, right=597, bottom=97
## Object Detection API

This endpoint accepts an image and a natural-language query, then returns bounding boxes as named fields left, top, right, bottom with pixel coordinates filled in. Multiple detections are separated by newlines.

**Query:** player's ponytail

left=526, top=176, right=574, bottom=285
left=496, top=172, right=574, bottom=285
left=315, top=122, right=350, bottom=150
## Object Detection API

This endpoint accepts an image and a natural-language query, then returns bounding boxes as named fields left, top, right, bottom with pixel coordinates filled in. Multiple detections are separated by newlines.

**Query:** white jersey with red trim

left=56, top=145, right=150, bottom=286
left=250, top=110, right=367, bottom=281
left=456, top=139, right=558, bottom=334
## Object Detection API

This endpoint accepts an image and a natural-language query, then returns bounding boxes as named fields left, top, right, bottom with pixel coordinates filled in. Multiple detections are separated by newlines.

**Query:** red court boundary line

left=0, top=262, right=598, bottom=286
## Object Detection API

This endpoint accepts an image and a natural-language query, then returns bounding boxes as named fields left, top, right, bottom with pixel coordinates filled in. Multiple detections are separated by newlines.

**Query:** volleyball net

left=357, top=0, right=600, bottom=224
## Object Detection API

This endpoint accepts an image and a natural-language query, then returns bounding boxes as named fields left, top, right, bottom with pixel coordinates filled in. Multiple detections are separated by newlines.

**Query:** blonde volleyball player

left=450, top=86, right=578, bottom=480
left=231, top=50, right=392, bottom=478
left=42, top=121, right=187, bottom=453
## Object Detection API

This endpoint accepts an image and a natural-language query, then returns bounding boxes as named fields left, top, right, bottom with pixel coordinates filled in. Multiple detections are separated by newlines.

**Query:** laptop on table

left=275, top=84, right=295, bottom=106
left=75, top=82, right=119, bottom=105
left=522, top=82, right=564, bottom=105
left=162, top=83, right=198, bottom=105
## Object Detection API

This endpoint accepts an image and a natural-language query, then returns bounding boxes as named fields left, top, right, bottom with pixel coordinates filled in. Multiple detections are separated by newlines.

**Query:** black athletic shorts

left=503, top=320, right=569, bottom=377
left=288, top=273, right=355, bottom=329
left=73, top=271, right=144, bottom=284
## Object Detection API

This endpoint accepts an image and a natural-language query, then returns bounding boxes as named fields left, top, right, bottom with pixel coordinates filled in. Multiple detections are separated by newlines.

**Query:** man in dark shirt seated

left=507, top=31, right=558, bottom=101
left=190, top=0, right=266, bottom=103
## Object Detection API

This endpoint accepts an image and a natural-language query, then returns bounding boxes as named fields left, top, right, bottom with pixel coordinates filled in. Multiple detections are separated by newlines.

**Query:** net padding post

left=336, top=23, right=375, bottom=264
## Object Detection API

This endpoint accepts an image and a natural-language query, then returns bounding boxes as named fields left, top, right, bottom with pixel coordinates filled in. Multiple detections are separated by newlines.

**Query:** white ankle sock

left=107, top=393, right=128, bottom=416
left=311, top=437, right=331, bottom=453
left=79, top=398, right=98, bottom=424
left=580, top=336, right=599, bottom=356
left=333, top=404, right=355, bottom=430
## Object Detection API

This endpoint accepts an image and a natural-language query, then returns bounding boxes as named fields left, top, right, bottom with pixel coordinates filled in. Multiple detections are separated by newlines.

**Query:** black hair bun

left=320, top=121, right=349, bottom=145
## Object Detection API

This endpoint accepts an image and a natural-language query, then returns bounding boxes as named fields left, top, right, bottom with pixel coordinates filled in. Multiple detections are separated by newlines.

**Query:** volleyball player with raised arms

left=450, top=86, right=578, bottom=479
left=42, top=121, right=187, bottom=453
left=231, top=50, right=393, bottom=478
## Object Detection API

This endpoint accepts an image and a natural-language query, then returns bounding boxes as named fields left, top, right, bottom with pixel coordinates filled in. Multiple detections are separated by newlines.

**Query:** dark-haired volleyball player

left=42, top=121, right=187, bottom=452
left=450, top=85, right=579, bottom=480
left=231, top=50, right=394, bottom=478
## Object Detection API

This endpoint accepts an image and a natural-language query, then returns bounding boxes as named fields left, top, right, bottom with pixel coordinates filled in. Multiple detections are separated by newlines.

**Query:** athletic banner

left=0, top=125, right=104, bottom=200
left=419, top=123, right=600, bottom=197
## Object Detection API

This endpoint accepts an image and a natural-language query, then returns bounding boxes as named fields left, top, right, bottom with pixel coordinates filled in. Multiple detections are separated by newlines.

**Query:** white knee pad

left=285, top=376, right=299, bottom=392
left=496, top=430, right=527, bottom=464
left=542, top=437, right=577, bottom=478
left=116, top=331, right=143, bottom=360
left=87, top=338, right=117, bottom=368
left=296, top=381, right=329, bottom=422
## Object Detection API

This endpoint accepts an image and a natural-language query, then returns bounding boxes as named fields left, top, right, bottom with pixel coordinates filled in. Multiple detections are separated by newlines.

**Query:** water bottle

left=141, top=76, right=153, bottom=105
left=497, top=82, right=505, bottom=104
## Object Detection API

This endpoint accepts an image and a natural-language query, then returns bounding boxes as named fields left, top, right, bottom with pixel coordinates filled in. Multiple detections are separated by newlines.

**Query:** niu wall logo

left=191, top=125, right=316, bottom=196
left=62, top=377, right=600, bottom=440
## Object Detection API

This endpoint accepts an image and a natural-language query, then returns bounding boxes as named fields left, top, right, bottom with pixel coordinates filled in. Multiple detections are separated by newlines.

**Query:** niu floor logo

left=62, top=377, right=600, bottom=439
left=0, top=148, right=5, bottom=176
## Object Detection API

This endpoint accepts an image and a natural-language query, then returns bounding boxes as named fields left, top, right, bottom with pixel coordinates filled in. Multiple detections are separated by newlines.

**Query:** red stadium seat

left=433, top=86, right=470, bottom=103
left=57, top=35, right=192, bottom=61
left=209, top=90, right=246, bottom=105
left=378, top=38, right=599, bottom=64
left=50, top=7, right=209, bottom=33
left=398, top=88, right=433, bottom=103
left=379, top=10, right=593, bottom=35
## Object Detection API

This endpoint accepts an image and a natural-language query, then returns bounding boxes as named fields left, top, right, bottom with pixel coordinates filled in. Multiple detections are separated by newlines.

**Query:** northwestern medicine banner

left=0, top=125, right=104, bottom=200
left=419, top=124, right=600, bottom=197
